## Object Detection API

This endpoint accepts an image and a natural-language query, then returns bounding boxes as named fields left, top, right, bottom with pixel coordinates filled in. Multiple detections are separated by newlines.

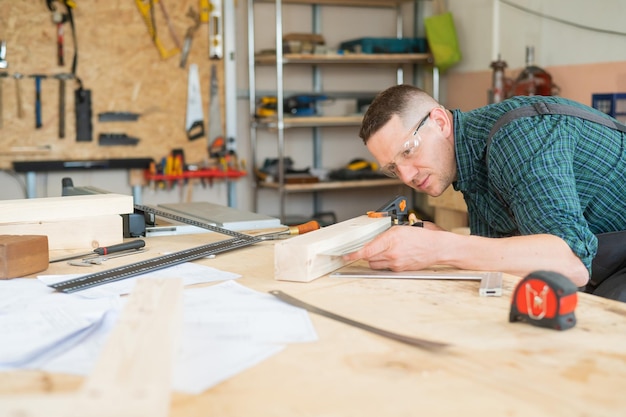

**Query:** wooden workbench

left=2, top=232, right=626, bottom=416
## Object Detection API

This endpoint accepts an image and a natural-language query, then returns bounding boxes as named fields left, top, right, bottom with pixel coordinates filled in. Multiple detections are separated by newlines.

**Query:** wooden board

left=274, top=215, right=390, bottom=282
left=0, top=214, right=123, bottom=251
left=0, top=235, right=49, bottom=279
left=0, top=194, right=133, bottom=223
left=0, top=1, right=225, bottom=170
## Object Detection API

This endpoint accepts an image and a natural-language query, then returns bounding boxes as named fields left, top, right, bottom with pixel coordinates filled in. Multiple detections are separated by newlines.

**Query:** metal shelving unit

left=247, top=0, right=439, bottom=223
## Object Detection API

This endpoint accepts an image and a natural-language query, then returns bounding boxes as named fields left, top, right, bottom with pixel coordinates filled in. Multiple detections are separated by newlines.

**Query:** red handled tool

left=50, top=240, right=146, bottom=263
left=509, top=270, right=578, bottom=331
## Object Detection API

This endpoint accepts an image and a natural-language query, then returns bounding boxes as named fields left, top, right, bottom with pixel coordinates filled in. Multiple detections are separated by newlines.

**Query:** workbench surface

left=2, top=232, right=626, bottom=417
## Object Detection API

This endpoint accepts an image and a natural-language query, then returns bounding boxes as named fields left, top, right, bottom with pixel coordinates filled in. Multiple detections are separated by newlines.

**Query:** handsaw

left=207, top=63, right=225, bottom=156
left=185, top=63, right=205, bottom=140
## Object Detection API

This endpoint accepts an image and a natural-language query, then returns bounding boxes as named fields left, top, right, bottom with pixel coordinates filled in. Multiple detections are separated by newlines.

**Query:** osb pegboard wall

left=0, top=0, right=224, bottom=170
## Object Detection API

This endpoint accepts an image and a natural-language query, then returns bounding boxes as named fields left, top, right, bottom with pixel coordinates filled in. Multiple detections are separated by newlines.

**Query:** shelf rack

left=247, top=0, right=438, bottom=222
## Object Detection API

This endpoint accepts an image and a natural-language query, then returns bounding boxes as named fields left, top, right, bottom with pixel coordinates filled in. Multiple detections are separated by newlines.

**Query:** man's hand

left=343, top=222, right=443, bottom=271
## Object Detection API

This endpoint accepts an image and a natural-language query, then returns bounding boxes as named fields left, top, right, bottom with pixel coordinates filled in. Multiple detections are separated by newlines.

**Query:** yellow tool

left=256, top=96, right=278, bottom=117
left=208, top=0, right=223, bottom=59
left=134, top=0, right=180, bottom=59
left=199, top=0, right=210, bottom=22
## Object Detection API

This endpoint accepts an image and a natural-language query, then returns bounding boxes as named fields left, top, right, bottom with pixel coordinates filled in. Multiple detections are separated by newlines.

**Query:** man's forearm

left=438, top=232, right=590, bottom=287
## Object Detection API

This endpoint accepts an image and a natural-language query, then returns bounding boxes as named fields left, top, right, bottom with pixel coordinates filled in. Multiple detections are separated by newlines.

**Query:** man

left=344, top=84, right=626, bottom=301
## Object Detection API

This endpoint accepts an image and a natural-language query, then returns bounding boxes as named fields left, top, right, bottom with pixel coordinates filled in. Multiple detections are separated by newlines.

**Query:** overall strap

left=484, top=102, right=626, bottom=225
left=487, top=102, right=626, bottom=158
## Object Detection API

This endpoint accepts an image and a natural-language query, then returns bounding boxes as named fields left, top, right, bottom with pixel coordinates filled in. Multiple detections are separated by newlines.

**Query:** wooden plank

left=0, top=194, right=134, bottom=224
left=0, top=278, right=183, bottom=417
left=275, top=215, right=391, bottom=282
left=0, top=235, right=49, bottom=279
left=0, top=215, right=123, bottom=251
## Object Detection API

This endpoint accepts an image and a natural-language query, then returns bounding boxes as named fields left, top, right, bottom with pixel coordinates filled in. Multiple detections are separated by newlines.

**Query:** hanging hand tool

left=199, top=0, right=210, bottom=22
left=207, top=63, right=224, bottom=156
left=208, top=0, right=223, bottom=59
left=53, top=73, right=73, bottom=138
left=13, top=73, right=23, bottom=119
left=51, top=8, right=68, bottom=66
left=0, top=40, right=7, bottom=69
left=185, top=63, right=205, bottom=140
left=29, top=74, right=47, bottom=129
left=0, top=72, right=7, bottom=129
left=134, top=0, right=181, bottom=60
left=180, top=7, right=202, bottom=69
left=49, top=239, right=146, bottom=263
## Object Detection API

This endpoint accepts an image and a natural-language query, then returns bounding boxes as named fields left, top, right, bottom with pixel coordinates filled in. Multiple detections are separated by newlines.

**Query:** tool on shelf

left=510, top=270, right=578, bottom=330
left=284, top=94, right=330, bottom=116
left=50, top=239, right=146, bottom=263
left=185, top=63, right=205, bottom=140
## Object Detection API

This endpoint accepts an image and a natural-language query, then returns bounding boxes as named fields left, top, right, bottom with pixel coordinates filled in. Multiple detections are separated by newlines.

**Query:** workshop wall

left=440, top=0, right=626, bottom=110
left=0, top=0, right=227, bottom=200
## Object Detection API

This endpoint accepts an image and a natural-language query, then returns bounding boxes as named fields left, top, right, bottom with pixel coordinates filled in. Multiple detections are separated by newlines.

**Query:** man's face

left=366, top=111, right=456, bottom=197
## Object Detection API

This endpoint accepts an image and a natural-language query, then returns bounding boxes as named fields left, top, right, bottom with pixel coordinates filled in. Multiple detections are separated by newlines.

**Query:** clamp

left=367, top=195, right=409, bottom=225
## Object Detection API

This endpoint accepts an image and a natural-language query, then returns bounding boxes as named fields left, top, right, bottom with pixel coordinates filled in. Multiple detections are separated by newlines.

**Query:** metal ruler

left=269, top=290, right=448, bottom=350
left=50, top=205, right=260, bottom=294
left=330, top=269, right=503, bottom=297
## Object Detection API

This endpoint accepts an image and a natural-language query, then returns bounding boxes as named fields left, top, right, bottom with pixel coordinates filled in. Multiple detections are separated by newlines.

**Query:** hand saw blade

left=208, top=63, right=224, bottom=149
left=185, top=63, right=205, bottom=140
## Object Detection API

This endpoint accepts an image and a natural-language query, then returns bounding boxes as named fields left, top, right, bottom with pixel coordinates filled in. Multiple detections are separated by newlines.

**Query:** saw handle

left=94, top=239, right=146, bottom=255
left=287, top=220, right=320, bottom=235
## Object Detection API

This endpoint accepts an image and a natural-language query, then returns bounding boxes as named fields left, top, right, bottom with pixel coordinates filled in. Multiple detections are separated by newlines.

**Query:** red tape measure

left=509, top=270, right=578, bottom=331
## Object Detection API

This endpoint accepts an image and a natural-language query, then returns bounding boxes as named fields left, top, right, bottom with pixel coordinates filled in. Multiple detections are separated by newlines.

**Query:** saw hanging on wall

left=186, top=63, right=205, bottom=140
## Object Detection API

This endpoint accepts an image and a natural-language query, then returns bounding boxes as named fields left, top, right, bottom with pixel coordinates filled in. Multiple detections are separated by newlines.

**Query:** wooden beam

left=0, top=278, right=183, bottom=417
left=0, top=215, right=123, bottom=251
left=275, top=215, right=391, bottom=282
left=0, top=194, right=134, bottom=224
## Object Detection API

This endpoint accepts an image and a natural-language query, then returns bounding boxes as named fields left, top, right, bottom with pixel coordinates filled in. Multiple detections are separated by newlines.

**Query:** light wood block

left=275, top=215, right=391, bottom=282
left=0, top=215, right=123, bottom=251
left=0, top=278, right=183, bottom=417
left=0, top=235, right=49, bottom=279
left=0, top=194, right=134, bottom=224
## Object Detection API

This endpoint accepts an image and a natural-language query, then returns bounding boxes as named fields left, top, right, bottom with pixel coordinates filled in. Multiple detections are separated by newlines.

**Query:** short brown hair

left=359, top=84, right=435, bottom=144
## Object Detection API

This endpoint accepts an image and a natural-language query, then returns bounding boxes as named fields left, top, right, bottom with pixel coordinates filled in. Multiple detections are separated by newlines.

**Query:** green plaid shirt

left=453, top=95, right=626, bottom=272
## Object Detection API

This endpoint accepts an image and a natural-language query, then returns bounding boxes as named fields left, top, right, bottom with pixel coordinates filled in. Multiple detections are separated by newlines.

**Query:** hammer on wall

left=29, top=74, right=47, bottom=129
left=53, top=73, right=73, bottom=138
